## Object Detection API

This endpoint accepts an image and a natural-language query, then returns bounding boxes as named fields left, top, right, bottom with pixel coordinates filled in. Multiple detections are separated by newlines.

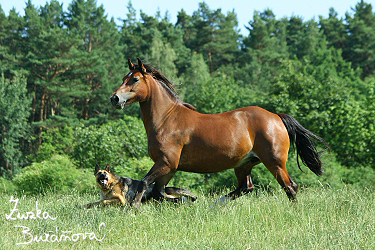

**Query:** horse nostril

left=110, top=95, right=119, bottom=106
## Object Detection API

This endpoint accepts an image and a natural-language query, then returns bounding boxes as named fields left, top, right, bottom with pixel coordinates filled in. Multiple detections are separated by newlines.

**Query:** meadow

left=2, top=186, right=374, bottom=249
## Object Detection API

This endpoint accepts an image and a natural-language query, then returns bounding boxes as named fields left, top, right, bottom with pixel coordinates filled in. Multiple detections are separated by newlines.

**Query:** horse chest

left=147, top=129, right=189, bottom=161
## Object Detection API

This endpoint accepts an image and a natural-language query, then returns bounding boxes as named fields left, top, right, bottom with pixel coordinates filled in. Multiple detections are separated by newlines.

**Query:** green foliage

left=147, top=28, right=178, bottom=81
left=286, top=152, right=375, bottom=188
left=13, top=155, right=95, bottom=194
left=221, top=9, right=288, bottom=91
left=72, top=115, right=148, bottom=169
left=180, top=2, right=240, bottom=73
left=319, top=8, right=347, bottom=50
left=179, top=53, right=211, bottom=99
left=33, top=125, right=75, bottom=162
left=263, top=58, right=375, bottom=168
left=0, top=177, right=17, bottom=193
left=113, top=156, right=154, bottom=180
left=0, top=73, right=31, bottom=178
left=344, top=1, right=375, bottom=78
left=185, top=73, right=252, bottom=114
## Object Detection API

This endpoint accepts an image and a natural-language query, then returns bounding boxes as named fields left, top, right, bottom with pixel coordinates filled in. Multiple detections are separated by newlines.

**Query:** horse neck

left=139, top=78, right=178, bottom=134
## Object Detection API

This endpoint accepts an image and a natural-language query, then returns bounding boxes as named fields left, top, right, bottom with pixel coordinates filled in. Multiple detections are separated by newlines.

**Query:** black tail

left=277, top=114, right=328, bottom=176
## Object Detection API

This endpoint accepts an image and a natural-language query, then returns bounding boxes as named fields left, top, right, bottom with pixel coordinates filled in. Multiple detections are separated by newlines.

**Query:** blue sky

left=1, top=0, right=363, bottom=35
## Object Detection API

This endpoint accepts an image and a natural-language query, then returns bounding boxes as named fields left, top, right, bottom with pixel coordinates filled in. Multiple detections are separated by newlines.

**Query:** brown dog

left=82, top=164, right=196, bottom=208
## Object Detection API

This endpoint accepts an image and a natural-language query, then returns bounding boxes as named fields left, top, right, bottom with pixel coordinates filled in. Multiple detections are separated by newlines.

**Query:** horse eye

left=133, top=78, right=139, bottom=82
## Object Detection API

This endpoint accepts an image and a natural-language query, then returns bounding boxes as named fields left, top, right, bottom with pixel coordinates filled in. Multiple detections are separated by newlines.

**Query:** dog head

left=94, top=164, right=116, bottom=190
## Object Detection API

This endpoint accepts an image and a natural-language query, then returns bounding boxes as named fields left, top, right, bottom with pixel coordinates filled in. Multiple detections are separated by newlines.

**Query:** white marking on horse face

left=117, top=92, right=136, bottom=109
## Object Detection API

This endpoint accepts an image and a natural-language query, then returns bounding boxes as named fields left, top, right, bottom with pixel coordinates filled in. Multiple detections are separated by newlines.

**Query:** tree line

left=1, top=0, right=375, bottom=184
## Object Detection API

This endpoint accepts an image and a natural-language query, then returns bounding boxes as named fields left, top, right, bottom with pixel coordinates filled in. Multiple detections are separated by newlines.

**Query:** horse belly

left=177, top=139, right=252, bottom=173
left=176, top=109, right=254, bottom=173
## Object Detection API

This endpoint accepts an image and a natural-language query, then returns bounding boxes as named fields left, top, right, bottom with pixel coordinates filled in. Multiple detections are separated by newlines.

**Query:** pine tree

left=120, top=4, right=189, bottom=77
left=244, top=10, right=288, bottom=63
left=176, top=9, right=195, bottom=45
left=148, top=29, right=178, bottom=81
left=0, top=73, right=31, bottom=178
left=319, top=8, right=347, bottom=50
left=0, top=7, right=12, bottom=73
left=65, top=0, right=124, bottom=121
left=345, top=0, right=375, bottom=78
left=0, top=6, right=25, bottom=75
left=180, top=53, right=211, bottom=102
left=238, top=10, right=288, bottom=91
left=120, top=2, right=144, bottom=59
left=22, top=0, right=75, bottom=124
left=188, top=2, right=240, bottom=73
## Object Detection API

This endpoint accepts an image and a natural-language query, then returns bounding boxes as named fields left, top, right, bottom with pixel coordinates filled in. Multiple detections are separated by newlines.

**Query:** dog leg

left=83, top=198, right=123, bottom=208
left=82, top=201, right=102, bottom=209
left=102, top=199, right=122, bottom=206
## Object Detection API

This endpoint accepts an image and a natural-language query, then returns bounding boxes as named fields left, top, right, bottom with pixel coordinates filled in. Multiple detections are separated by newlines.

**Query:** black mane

left=136, top=64, right=196, bottom=111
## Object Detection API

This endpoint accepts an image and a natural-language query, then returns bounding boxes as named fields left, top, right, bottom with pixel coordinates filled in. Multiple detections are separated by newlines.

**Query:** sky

left=1, top=0, right=365, bottom=35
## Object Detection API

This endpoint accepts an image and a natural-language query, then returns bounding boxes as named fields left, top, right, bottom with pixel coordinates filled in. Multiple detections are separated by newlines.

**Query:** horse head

left=110, top=58, right=150, bottom=109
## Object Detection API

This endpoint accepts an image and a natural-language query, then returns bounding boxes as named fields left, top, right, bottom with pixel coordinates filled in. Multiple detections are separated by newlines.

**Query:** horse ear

left=137, top=57, right=146, bottom=74
left=94, top=164, right=100, bottom=175
left=105, top=164, right=110, bottom=172
left=128, top=58, right=135, bottom=70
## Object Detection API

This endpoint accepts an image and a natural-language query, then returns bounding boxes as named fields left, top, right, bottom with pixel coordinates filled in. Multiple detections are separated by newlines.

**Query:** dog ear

left=105, top=164, right=110, bottom=172
left=94, top=164, right=100, bottom=175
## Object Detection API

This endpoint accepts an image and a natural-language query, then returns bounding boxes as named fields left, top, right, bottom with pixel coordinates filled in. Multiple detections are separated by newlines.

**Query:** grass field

left=2, top=186, right=374, bottom=249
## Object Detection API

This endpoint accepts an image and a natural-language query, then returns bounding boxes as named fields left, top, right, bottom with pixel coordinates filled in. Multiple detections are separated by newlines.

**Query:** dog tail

left=165, top=187, right=197, bottom=202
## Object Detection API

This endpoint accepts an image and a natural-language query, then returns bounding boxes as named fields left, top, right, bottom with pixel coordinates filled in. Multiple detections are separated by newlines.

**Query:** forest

left=1, top=0, right=375, bottom=194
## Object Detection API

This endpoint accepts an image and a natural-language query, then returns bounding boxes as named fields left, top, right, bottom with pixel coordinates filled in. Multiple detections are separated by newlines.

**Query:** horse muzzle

left=110, top=94, right=120, bottom=107
left=110, top=92, right=135, bottom=109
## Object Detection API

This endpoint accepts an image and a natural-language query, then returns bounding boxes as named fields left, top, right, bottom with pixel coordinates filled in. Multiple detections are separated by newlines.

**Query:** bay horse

left=110, top=58, right=327, bottom=207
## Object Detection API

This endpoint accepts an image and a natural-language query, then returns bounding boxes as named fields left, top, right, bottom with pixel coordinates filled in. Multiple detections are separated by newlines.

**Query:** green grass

left=2, top=186, right=374, bottom=249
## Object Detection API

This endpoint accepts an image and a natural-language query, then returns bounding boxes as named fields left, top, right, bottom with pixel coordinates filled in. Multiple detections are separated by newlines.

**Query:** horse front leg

left=131, top=161, right=173, bottom=208
left=152, top=171, right=177, bottom=201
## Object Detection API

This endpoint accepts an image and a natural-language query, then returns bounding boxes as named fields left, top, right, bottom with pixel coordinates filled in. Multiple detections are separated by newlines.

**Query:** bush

left=339, top=166, right=375, bottom=187
left=13, top=155, right=95, bottom=195
left=0, top=177, right=17, bottom=193
left=72, top=115, right=148, bottom=169
left=112, top=156, right=154, bottom=180
left=185, top=73, right=254, bottom=114
left=33, top=125, right=75, bottom=162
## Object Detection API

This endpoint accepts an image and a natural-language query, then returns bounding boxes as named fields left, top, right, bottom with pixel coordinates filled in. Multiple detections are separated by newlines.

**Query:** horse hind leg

left=236, top=153, right=299, bottom=201
left=289, top=177, right=298, bottom=195
left=211, top=160, right=259, bottom=208
left=218, top=153, right=261, bottom=201
left=262, top=158, right=298, bottom=200
left=231, top=164, right=259, bottom=197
